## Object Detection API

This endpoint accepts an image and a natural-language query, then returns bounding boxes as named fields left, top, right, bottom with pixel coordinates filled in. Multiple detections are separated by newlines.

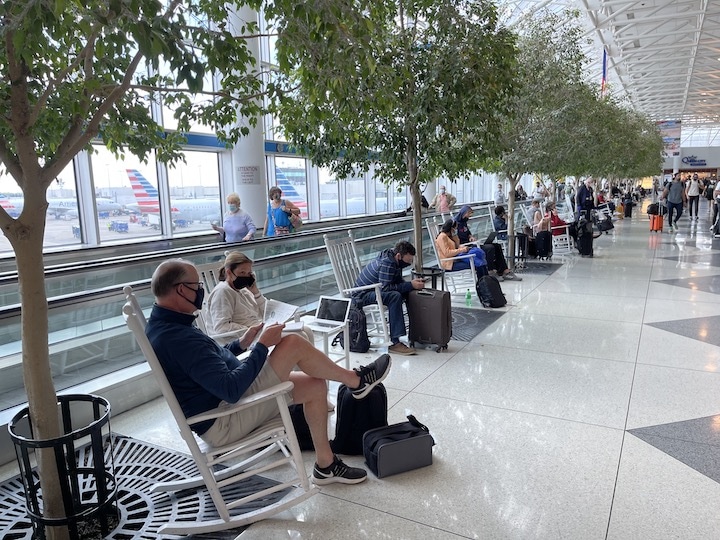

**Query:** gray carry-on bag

left=362, top=415, right=435, bottom=478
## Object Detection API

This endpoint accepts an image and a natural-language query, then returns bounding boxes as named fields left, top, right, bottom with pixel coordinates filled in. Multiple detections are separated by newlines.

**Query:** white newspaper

left=263, top=299, right=298, bottom=325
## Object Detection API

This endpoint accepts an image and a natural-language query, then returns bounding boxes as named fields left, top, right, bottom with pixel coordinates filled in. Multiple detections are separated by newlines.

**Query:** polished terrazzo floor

left=109, top=199, right=720, bottom=539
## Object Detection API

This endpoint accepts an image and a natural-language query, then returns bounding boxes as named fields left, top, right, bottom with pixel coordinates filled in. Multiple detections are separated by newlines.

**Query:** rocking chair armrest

left=186, top=381, right=295, bottom=426
left=207, top=330, right=243, bottom=341
left=341, top=283, right=383, bottom=296
left=440, top=254, right=475, bottom=263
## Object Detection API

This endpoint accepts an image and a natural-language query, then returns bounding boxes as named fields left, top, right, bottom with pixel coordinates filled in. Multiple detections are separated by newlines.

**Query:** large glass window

left=319, top=166, right=339, bottom=218
left=166, top=152, right=222, bottom=233
left=345, top=171, right=366, bottom=217
left=89, top=147, right=170, bottom=240
left=274, top=156, right=308, bottom=218
left=0, top=163, right=80, bottom=254
left=375, top=182, right=388, bottom=213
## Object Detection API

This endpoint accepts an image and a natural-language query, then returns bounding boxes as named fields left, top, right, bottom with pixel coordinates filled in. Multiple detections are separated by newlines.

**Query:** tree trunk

left=8, top=204, right=67, bottom=540
left=405, top=131, right=423, bottom=270
left=410, top=182, right=423, bottom=270
left=507, top=173, right=520, bottom=270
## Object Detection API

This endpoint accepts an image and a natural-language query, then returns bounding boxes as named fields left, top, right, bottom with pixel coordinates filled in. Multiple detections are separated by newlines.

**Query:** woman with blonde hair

left=205, top=251, right=314, bottom=344
left=212, top=193, right=256, bottom=242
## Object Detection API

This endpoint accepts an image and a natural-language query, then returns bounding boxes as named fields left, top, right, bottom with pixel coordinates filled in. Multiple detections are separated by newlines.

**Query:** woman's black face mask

left=233, top=274, right=255, bottom=290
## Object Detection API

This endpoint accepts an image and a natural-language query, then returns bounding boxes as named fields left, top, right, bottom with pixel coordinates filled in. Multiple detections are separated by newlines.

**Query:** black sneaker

left=312, top=456, right=367, bottom=485
left=351, top=354, right=391, bottom=399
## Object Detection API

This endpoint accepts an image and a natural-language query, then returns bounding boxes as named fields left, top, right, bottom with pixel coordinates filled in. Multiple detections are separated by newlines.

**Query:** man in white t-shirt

left=685, top=173, right=701, bottom=221
left=494, top=184, right=507, bottom=206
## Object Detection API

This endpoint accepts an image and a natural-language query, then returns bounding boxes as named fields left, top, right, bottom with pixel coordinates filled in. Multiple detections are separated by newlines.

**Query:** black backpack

left=476, top=275, right=506, bottom=308
left=332, top=304, right=370, bottom=353
left=331, top=383, right=388, bottom=455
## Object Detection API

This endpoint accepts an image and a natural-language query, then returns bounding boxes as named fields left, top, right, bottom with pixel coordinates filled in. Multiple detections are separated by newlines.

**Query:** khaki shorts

left=201, top=363, right=286, bottom=448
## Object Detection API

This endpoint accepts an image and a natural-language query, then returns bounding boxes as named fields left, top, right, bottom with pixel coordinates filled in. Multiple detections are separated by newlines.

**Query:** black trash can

left=8, top=394, right=118, bottom=539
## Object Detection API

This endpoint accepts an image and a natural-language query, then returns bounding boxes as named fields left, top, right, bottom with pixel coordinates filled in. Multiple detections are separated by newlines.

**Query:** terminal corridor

left=106, top=202, right=720, bottom=538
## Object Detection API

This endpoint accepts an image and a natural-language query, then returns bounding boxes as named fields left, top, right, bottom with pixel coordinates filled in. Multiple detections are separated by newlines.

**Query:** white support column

left=226, top=6, right=268, bottom=233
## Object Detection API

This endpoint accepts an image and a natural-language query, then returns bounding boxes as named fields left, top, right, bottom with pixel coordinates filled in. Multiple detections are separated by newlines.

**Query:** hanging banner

left=657, top=120, right=681, bottom=157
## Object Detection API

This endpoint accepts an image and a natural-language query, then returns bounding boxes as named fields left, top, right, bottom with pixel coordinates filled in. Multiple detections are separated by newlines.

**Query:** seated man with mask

left=146, top=258, right=392, bottom=485
left=352, top=240, right=425, bottom=356
left=206, top=251, right=314, bottom=344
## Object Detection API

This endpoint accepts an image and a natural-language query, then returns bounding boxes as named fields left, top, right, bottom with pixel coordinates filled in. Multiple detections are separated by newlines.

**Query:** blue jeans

left=667, top=201, right=683, bottom=225
left=356, top=289, right=406, bottom=342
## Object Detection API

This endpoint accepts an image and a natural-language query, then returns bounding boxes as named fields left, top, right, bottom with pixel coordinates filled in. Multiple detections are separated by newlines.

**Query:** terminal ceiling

left=500, top=0, right=720, bottom=134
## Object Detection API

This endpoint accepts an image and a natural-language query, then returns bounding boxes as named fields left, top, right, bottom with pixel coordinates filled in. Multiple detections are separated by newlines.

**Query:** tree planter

left=8, top=394, right=118, bottom=539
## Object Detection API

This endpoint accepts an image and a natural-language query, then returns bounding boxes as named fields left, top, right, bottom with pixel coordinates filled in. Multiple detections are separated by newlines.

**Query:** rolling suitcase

left=408, top=289, right=451, bottom=352
left=576, top=216, right=593, bottom=256
left=535, top=230, right=552, bottom=259
left=649, top=214, right=663, bottom=232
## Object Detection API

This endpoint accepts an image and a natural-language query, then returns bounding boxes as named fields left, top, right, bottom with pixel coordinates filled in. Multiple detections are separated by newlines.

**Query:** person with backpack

left=352, top=240, right=425, bottom=356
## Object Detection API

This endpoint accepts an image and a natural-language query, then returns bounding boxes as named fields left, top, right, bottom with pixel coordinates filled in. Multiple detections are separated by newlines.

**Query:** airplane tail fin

left=126, top=169, right=159, bottom=208
left=275, top=167, right=308, bottom=218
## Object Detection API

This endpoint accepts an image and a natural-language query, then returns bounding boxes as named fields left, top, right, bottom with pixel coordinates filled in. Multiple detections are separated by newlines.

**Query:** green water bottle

left=465, top=289, right=472, bottom=307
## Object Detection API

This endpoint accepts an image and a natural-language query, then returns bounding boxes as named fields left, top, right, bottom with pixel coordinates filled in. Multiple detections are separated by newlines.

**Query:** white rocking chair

left=426, top=219, right=478, bottom=295
left=323, top=231, right=391, bottom=347
left=122, top=286, right=318, bottom=535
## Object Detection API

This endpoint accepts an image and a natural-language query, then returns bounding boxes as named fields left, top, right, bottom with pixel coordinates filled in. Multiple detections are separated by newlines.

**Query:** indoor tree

left=266, top=0, right=518, bottom=268
left=0, top=0, right=270, bottom=536
left=490, top=9, right=590, bottom=261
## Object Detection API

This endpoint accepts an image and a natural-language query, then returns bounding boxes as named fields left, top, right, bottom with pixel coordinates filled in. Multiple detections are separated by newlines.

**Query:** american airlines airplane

left=0, top=193, right=121, bottom=219
left=125, top=169, right=221, bottom=223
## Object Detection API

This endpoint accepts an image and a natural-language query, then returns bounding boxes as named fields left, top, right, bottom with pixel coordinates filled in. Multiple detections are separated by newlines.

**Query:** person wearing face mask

left=263, top=186, right=300, bottom=237
left=352, top=241, right=425, bottom=356
left=435, top=219, right=488, bottom=279
left=429, top=185, right=457, bottom=214
left=146, top=258, right=393, bottom=486
left=212, top=193, right=256, bottom=242
left=205, top=251, right=314, bottom=344
left=453, top=205, right=521, bottom=281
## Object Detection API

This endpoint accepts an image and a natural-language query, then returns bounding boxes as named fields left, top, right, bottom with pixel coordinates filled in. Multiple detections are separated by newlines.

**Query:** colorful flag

left=601, top=49, right=607, bottom=97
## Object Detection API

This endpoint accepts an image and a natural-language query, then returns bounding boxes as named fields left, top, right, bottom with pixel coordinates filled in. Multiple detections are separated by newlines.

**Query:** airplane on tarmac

left=0, top=193, right=121, bottom=219
left=125, top=169, right=220, bottom=223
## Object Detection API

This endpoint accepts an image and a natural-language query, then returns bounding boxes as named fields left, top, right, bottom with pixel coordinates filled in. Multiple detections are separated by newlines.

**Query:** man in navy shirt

left=146, top=259, right=391, bottom=485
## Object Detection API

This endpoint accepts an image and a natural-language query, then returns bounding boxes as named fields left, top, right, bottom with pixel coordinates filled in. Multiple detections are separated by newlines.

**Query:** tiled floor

left=110, top=200, right=720, bottom=539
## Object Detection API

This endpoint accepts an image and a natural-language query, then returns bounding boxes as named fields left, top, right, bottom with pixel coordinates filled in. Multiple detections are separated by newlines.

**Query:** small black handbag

left=362, top=415, right=435, bottom=478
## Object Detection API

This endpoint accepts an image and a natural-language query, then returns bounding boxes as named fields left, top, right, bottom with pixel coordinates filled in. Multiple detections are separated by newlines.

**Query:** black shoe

left=312, top=456, right=367, bottom=485
left=351, top=354, right=391, bottom=399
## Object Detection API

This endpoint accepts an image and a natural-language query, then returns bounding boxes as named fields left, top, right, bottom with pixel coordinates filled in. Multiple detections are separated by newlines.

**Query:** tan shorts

left=201, top=363, right=286, bottom=448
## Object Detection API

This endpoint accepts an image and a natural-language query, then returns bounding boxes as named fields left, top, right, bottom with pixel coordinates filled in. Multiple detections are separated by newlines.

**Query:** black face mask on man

left=179, top=285, right=204, bottom=311
left=233, top=274, right=256, bottom=290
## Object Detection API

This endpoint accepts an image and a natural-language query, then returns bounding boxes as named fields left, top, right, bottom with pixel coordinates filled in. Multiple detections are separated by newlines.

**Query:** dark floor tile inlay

left=629, top=415, right=720, bottom=485
left=653, top=274, right=720, bottom=295
left=451, top=307, right=505, bottom=342
left=647, top=315, right=720, bottom=347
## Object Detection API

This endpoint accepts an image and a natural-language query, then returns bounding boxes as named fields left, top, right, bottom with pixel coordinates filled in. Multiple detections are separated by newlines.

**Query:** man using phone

left=352, top=240, right=424, bottom=356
